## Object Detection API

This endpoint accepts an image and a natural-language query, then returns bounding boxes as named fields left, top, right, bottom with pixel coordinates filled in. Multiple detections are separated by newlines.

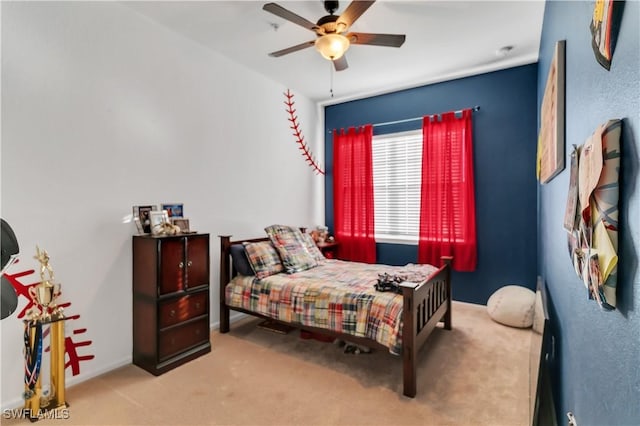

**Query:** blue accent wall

left=324, top=64, right=539, bottom=305
left=538, top=1, right=639, bottom=425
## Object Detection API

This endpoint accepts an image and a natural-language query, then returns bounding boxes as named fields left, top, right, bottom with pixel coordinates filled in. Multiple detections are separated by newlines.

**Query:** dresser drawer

left=158, top=318, right=209, bottom=361
left=159, top=292, right=208, bottom=328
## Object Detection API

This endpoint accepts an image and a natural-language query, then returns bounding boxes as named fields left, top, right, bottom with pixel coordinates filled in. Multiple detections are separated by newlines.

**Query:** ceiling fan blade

left=333, top=55, right=349, bottom=71
left=347, top=32, right=406, bottom=47
left=337, top=1, right=375, bottom=29
left=263, top=3, right=320, bottom=33
left=268, top=40, right=316, bottom=57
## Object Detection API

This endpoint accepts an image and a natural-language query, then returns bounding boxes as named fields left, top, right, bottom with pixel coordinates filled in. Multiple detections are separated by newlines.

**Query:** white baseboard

left=1, top=356, right=132, bottom=411
left=4, top=314, right=249, bottom=411
left=209, top=311, right=246, bottom=330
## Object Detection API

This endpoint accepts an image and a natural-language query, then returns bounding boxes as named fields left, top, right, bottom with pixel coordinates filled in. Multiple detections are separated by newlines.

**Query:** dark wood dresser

left=132, top=233, right=211, bottom=375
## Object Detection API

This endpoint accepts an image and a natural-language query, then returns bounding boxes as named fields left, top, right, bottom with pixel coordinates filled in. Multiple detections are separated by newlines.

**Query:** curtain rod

left=372, top=105, right=480, bottom=128
left=330, top=105, right=480, bottom=133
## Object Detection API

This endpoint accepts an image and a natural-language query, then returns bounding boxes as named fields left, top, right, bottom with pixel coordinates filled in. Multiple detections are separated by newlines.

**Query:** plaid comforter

left=225, top=259, right=437, bottom=354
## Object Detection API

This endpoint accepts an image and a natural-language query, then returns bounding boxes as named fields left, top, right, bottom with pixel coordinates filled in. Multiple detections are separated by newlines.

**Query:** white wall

left=0, top=2, right=323, bottom=408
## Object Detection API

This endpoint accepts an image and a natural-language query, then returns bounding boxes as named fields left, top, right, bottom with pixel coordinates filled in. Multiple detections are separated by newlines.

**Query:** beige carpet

left=3, top=301, right=532, bottom=426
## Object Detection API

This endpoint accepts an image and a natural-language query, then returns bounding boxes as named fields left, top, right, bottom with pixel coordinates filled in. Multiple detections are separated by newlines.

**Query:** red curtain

left=418, top=110, right=477, bottom=271
left=333, top=125, right=376, bottom=263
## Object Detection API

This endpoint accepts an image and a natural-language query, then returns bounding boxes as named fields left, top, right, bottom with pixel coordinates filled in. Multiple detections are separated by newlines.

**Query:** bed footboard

left=400, top=256, right=453, bottom=397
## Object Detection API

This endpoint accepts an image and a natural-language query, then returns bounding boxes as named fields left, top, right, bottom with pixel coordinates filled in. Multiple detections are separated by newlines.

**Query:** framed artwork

left=133, top=216, right=144, bottom=234
left=172, top=218, right=190, bottom=232
left=149, top=211, right=168, bottom=235
left=537, top=40, right=566, bottom=184
left=161, top=203, right=183, bottom=218
left=134, top=205, right=158, bottom=234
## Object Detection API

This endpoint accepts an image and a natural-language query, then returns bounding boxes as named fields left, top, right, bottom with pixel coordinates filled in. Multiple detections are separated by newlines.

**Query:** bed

left=218, top=228, right=452, bottom=398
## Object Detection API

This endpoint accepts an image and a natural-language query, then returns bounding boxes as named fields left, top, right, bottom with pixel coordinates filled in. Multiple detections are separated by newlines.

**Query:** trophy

left=23, top=246, right=67, bottom=417
left=29, top=283, right=55, bottom=321
left=29, top=246, right=64, bottom=321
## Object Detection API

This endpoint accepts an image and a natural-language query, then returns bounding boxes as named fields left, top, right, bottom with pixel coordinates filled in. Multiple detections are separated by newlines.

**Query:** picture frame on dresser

left=161, top=203, right=183, bottom=218
left=172, top=218, right=190, bottom=232
left=135, top=205, right=158, bottom=234
left=133, top=216, right=144, bottom=234
left=149, top=211, right=168, bottom=235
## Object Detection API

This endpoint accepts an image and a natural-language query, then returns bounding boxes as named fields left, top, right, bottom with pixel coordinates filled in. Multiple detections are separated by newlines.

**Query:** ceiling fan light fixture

left=315, top=33, right=350, bottom=60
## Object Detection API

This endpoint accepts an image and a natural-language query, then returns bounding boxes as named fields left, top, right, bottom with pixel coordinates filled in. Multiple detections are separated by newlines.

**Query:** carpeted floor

left=3, top=301, right=533, bottom=425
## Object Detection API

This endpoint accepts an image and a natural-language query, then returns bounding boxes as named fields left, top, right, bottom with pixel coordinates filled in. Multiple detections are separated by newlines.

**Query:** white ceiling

left=124, top=1, right=546, bottom=104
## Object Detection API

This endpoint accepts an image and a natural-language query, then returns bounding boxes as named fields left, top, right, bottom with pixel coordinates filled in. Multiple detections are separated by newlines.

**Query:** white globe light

left=315, top=34, right=350, bottom=60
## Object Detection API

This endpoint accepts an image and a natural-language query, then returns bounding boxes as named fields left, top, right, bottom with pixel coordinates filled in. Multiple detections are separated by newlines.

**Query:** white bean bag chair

left=487, top=285, right=536, bottom=328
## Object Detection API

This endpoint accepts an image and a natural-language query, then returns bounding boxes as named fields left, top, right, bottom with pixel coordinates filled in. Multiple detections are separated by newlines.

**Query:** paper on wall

left=578, top=126, right=603, bottom=223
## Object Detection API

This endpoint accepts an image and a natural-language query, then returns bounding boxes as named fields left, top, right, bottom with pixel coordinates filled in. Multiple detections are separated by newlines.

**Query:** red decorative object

left=4, top=263, right=95, bottom=376
left=332, top=125, right=376, bottom=264
left=284, top=89, right=325, bottom=175
left=418, top=110, right=477, bottom=272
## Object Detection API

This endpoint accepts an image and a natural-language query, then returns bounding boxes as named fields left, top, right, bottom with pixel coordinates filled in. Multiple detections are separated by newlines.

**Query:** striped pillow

left=265, top=224, right=318, bottom=273
left=243, top=241, right=283, bottom=279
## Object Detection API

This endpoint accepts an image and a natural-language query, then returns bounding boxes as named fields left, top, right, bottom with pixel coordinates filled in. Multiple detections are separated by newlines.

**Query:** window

left=372, top=130, right=422, bottom=243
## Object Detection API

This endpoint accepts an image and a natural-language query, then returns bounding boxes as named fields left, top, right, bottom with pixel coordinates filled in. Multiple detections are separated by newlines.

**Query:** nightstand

left=317, top=241, right=339, bottom=259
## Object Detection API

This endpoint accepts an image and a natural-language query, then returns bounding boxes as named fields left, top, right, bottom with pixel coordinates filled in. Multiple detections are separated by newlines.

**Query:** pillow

left=230, top=244, right=254, bottom=276
left=486, top=285, right=535, bottom=328
left=243, top=241, right=283, bottom=279
left=264, top=224, right=318, bottom=273
left=301, top=232, right=326, bottom=263
left=531, top=290, right=545, bottom=334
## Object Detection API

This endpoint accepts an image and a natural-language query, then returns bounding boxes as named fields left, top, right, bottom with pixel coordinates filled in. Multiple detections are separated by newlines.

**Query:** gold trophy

left=29, top=246, right=64, bottom=320
left=23, top=246, right=67, bottom=418
left=29, top=282, right=55, bottom=321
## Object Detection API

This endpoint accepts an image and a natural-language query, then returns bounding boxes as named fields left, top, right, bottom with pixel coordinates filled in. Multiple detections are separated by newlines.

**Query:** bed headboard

left=220, top=235, right=276, bottom=329
left=219, top=228, right=310, bottom=285
left=220, top=235, right=265, bottom=282
left=218, top=228, right=310, bottom=331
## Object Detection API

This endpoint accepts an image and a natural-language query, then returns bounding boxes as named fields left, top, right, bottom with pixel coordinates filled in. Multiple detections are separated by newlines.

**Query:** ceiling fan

left=263, top=1, right=406, bottom=71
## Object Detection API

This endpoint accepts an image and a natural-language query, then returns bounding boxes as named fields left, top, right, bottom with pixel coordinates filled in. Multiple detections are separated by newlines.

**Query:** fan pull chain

left=329, top=62, right=334, bottom=98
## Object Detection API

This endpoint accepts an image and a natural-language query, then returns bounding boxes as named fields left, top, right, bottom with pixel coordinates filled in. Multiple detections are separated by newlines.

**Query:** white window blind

left=372, top=130, right=422, bottom=242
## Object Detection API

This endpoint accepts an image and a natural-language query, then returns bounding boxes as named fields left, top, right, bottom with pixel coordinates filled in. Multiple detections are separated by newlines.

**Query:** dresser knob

left=187, top=260, right=193, bottom=267
left=179, top=262, right=184, bottom=269
left=195, top=302, right=201, bottom=309
left=169, top=309, right=176, bottom=317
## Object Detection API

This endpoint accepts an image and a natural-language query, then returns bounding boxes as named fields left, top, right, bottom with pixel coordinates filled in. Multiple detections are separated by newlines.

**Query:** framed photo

left=134, top=205, right=158, bottom=234
left=537, top=40, right=566, bottom=184
left=161, top=203, right=183, bottom=218
left=149, top=210, right=168, bottom=235
left=133, top=216, right=144, bottom=234
left=172, top=218, right=190, bottom=232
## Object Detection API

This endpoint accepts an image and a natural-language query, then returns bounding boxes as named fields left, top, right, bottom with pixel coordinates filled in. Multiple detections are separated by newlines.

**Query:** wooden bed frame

left=218, top=235, right=453, bottom=398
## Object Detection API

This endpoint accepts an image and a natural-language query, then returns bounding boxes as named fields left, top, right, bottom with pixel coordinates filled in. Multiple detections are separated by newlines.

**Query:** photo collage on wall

left=564, top=120, right=621, bottom=311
